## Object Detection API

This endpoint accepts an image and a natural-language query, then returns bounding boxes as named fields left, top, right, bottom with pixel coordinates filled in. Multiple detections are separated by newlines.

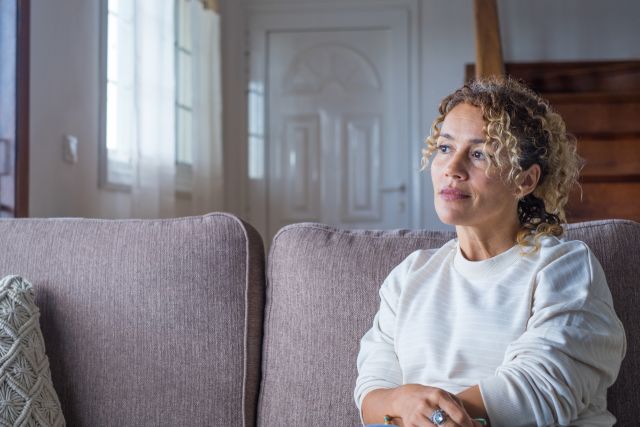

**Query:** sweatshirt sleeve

left=478, top=243, right=627, bottom=427
left=354, top=251, right=420, bottom=413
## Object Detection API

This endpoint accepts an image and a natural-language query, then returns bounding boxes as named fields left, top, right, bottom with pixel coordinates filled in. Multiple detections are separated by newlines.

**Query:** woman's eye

left=472, top=150, right=486, bottom=160
left=437, top=144, right=450, bottom=153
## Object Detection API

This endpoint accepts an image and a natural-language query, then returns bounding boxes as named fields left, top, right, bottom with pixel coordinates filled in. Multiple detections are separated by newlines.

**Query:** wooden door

left=248, top=5, right=415, bottom=243
left=266, top=29, right=410, bottom=238
left=0, top=0, right=29, bottom=217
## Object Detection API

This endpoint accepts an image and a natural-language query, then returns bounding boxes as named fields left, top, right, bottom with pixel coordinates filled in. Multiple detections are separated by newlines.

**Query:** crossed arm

left=362, top=384, right=487, bottom=426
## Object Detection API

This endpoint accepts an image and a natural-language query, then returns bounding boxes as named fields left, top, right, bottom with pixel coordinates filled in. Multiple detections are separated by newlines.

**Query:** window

left=100, top=0, right=135, bottom=189
left=100, top=0, right=195, bottom=192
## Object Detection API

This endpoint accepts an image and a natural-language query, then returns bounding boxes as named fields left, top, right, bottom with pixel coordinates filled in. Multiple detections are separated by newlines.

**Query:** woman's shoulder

left=533, top=235, right=608, bottom=293
left=532, top=234, right=595, bottom=262
left=402, top=238, right=458, bottom=272
left=381, top=239, right=457, bottom=293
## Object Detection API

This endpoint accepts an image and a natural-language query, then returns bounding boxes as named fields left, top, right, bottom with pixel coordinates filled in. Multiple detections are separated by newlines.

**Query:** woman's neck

left=455, top=222, right=521, bottom=261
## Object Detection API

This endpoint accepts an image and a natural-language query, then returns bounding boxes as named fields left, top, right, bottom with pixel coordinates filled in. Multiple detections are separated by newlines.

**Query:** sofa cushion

left=0, top=213, right=264, bottom=427
left=0, top=275, right=65, bottom=426
left=259, top=224, right=452, bottom=426
left=259, top=220, right=638, bottom=427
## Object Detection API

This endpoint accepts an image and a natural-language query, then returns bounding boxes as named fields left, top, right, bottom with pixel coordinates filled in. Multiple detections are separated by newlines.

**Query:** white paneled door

left=250, top=5, right=415, bottom=241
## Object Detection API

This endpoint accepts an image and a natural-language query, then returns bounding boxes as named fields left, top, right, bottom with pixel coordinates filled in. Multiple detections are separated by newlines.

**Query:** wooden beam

left=473, top=0, right=504, bottom=79
left=201, top=0, right=219, bottom=14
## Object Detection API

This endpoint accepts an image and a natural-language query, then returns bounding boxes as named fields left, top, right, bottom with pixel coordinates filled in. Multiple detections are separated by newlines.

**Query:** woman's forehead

left=440, top=104, right=486, bottom=142
left=439, top=132, right=485, bottom=146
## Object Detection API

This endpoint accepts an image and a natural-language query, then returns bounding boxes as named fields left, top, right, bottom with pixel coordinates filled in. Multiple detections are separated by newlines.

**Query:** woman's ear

left=517, top=164, right=541, bottom=198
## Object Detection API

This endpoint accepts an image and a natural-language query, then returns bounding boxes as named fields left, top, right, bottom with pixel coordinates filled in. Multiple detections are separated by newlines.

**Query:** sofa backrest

left=572, top=220, right=640, bottom=424
left=259, top=219, right=639, bottom=426
left=0, top=213, right=265, bottom=427
left=258, top=224, right=453, bottom=425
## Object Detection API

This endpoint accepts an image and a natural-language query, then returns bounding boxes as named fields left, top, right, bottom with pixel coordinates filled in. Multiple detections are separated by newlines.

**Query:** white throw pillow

left=0, top=275, right=65, bottom=426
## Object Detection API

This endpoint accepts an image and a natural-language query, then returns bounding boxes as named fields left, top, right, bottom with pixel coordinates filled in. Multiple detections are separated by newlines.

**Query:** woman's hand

left=388, top=384, right=482, bottom=427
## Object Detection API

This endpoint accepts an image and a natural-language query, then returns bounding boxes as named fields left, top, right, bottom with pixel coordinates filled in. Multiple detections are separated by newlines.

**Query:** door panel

left=341, top=115, right=381, bottom=222
left=282, top=114, right=320, bottom=221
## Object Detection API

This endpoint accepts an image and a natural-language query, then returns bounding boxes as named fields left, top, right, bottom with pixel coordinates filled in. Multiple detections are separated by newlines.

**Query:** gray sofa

left=0, top=213, right=637, bottom=426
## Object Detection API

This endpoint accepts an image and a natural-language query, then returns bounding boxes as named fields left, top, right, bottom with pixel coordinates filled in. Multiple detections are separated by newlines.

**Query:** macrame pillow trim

left=0, top=275, right=65, bottom=427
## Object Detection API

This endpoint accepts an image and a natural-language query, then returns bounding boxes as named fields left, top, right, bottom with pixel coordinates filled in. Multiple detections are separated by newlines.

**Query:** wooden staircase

left=466, top=60, right=640, bottom=223
left=471, top=0, right=640, bottom=222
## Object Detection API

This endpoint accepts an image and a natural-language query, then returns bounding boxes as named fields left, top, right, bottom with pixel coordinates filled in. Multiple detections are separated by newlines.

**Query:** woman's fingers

left=394, top=384, right=476, bottom=427
left=410, top=412, right=456, bottom=427
left=428, top=389, right=474, bottom=427
left=406, top=401, right=459, bottom=427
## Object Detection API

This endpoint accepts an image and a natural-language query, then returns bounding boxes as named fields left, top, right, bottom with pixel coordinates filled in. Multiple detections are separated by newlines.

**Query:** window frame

left=174, top=0, right=194, bottom=196
left=98, top=0, right=134, bottom=192
left=99, top=0, right=197, bottom=194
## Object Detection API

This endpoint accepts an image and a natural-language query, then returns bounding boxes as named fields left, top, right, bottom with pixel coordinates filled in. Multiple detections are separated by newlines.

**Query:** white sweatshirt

left=355, top=236, right=626, bottom=427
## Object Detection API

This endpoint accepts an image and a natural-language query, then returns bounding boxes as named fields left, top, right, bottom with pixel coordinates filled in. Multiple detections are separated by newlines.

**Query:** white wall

left=30, top=0, right=131, bottom=218
left=28, top=0, right=640, bottom=224
left=417, top=0, right=475, bottom=230
left=500, top=0, right=640, bottom=62
left=220, top=0, right=248, bottom=219
left=29, top=0, right=243, bottom=219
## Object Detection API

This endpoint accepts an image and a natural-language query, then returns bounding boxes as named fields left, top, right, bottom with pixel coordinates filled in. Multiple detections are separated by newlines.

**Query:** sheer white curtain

left=190, top=1, right=224, bottom=214
left=130, top=0, right=176, bottom=218
left=125, top=0, right=223, bottom=218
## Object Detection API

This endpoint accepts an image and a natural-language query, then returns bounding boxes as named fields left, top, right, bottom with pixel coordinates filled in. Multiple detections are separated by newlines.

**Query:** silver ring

left=430, top=408, right=447, bottom=425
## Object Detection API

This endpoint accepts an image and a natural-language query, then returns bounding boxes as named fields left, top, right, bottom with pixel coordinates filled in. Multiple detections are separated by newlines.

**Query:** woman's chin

left=434, top=209, right=468, bottom=226
left=440, top=219, right=464, bottom=228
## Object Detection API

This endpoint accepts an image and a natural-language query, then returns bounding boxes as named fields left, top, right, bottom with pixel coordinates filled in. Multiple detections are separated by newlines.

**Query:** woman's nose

left=444, top=152, right=468, bottom=180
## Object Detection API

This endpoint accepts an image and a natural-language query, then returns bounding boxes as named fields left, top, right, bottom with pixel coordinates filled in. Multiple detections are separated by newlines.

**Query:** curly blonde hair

left=421, top=77, right=583, bottom=250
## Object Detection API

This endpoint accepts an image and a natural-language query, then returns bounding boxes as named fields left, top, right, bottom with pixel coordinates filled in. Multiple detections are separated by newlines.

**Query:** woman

left=354, top=78, right=626, bottom=427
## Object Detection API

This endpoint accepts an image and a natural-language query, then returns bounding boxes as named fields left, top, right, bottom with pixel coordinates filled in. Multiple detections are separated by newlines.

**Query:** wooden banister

left=473, top=0, right=504, bottom=79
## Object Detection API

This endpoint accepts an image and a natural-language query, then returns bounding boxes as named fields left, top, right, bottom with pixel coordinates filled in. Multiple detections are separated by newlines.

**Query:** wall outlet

left=63, top=135, right=78, bottom=164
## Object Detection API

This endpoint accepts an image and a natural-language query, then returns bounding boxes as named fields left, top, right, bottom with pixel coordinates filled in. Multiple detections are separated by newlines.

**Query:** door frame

left=246, top=0, right=421, bottom=240
left=16, top=0, right=29, bottom=217
left=0, top=0, right=29, bottom=217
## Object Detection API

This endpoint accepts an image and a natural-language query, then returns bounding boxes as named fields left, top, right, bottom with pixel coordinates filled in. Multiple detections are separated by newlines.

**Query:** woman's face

left=430, top=103, right=520, bottom=230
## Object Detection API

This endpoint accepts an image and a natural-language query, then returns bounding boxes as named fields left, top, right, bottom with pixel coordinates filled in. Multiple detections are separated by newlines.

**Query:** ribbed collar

left=453, top=239, right=521, bottom=282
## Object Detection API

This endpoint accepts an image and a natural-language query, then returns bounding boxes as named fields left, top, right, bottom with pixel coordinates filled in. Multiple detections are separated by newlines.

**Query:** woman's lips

left=439, top=188, right=470, bottom=201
